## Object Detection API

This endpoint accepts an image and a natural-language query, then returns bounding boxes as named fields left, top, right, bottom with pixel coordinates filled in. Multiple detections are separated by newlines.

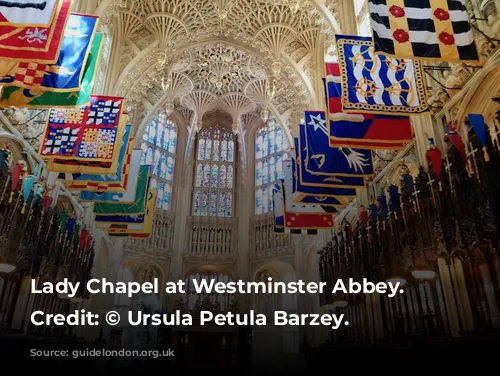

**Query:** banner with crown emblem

left=336, top=35, right=428, bottom=115
left=294, top=137, right=366, bottom=189
left=0, top=0, right=72, bottom=63
left=283, top=162, right=344, bottom=213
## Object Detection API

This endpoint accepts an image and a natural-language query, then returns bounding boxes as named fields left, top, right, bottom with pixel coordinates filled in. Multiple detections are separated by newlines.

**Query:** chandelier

left=198, top=53, right=241, bottom=90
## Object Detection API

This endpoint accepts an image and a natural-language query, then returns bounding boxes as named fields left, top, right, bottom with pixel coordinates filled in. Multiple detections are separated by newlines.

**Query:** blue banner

left=295, top=137, right=366, bottom=189
left=335, top=34, right=428, bottom=115
left=285, top=157, right=356, bottom=206
left=302, top=111, right=374, bottom=180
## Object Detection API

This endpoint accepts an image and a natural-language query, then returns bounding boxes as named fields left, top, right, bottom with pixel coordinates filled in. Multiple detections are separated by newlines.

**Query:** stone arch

left=134, top=95, right=190, bottom=144
left=184, top=263, right=235, bottom=280
left=456, top=63, right=500, bottom=135
left=116, top=256, right=164, bottom=350
left=116, top=39, right=306, bottom=146
left=122, top=255, right=165, bottom=285
left=182, top=264, right=236, bottom=313
left=55, top=193, right=81, bottom=218
left=116, top=256, right=165, bottom=322
left=252, top=260, right=295, bottom=282
left=251, top=260, right=298, bottom=323
left=0, top=133, right=35, bottom=173
left=375, top=155, right=420, bottom=195
left=335, top=206, right=358, bottom=228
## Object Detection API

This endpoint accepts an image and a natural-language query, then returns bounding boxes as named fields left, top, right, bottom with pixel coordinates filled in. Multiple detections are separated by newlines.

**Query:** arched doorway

left=181, top=265, right=236, bottom=313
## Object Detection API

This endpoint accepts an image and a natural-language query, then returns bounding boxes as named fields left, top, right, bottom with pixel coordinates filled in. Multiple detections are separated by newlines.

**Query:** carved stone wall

left=250, top=214, right=293, bottom=260
left=124, top=212, right=175, bottom=259
left=185, top=216, right=238, bottom=261
left=2, top=109, right=47, bottom=151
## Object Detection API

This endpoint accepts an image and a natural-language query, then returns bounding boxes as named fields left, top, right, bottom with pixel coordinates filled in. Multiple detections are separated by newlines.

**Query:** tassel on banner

left=468, top=114, right=491, bottom=164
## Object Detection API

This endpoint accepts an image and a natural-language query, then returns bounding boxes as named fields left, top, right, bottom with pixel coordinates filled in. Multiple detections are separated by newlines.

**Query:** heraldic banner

left=39, top=95, right=125, bottom=164
left=326, top=62, right=413, bottom=149
left=0, top=0, right=72, bottom=63
left=335, top=35, right=428, bottom=115
left=368, top=0, right=479, bottom=62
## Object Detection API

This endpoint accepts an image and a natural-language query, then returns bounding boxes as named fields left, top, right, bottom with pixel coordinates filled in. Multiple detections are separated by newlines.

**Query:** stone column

left=167, top=124, right=194, bottom=309
left=336, top=0, right=358, bottom=35
left=411, top=114, right=437, bottom=169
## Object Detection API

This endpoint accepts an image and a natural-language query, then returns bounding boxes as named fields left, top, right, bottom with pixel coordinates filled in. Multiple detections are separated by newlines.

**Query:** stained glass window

left=193, top=125, right=236, bottom=217
left=255, top=122, right=289, bottom=215
left=140, top=112, right=178, bottom=211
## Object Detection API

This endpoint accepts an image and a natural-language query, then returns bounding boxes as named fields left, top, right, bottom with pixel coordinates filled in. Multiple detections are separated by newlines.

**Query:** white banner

left=0, top=0, right=58, bottom=26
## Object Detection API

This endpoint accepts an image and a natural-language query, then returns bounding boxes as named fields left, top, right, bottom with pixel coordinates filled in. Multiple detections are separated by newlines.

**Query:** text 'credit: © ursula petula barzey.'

left=29, top=278, right=404, bottom=330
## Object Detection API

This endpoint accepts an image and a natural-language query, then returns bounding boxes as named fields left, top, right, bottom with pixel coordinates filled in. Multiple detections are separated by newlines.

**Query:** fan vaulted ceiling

left=99, top=0, right=342, bottom=133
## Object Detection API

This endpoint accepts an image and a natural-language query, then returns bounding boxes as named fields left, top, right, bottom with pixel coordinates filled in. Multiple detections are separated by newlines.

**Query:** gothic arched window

left=255, top=122, right=289, bottom=215
left=140, top=112, right=178, bottom=211
left=193, top=125, right=235, bottom=217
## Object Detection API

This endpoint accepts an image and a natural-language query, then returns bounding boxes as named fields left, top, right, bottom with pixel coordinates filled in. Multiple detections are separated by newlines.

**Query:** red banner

left=0, top=0, right=71, bottom=63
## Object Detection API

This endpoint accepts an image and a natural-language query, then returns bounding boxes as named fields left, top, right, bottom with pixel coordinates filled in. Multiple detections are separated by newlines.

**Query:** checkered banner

left=39, top=95, right=125, bottom=162
left=369, top=0, right=478, bottom=62
left=63, top=130, right=135, bottom=193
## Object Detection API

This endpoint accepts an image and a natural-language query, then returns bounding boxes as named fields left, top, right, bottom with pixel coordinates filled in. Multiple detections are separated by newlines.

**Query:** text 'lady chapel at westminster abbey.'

left=1, top=0, right=500, bottom=372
